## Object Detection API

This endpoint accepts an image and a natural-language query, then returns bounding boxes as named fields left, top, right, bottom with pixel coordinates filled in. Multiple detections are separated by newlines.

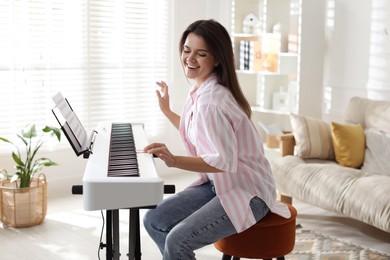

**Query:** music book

left=52, top=92, right=96, bottom=158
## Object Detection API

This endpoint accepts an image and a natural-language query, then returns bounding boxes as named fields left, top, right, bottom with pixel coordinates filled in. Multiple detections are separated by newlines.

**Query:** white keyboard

left=82, top=122, right=164, bottom=211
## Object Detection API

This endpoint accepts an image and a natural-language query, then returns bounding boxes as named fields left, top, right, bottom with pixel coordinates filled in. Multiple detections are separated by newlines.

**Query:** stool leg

left=277, top=257, right=285, bottom=260
left=221, top=254, right=232, bottom=260
left=221, top=254, right=241, bottom=260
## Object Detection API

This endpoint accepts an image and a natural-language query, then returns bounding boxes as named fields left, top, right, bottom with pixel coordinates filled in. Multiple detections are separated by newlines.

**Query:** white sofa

left=270, top=96, right=390, bottom=233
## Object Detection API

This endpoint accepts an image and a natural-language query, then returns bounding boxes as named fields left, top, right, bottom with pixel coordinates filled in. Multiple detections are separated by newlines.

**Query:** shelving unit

left=231, top=0, right=326, bottom=138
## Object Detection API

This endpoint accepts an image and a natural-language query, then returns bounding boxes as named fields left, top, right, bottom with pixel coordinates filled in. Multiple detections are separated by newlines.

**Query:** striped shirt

left=179, top=74, right=291, bottom=233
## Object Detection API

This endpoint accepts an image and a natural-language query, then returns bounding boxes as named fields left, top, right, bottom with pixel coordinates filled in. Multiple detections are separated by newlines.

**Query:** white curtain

left=0, top=0, right=169, bottom=153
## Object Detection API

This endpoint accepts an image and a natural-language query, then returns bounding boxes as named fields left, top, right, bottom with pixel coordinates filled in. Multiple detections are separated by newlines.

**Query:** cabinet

left=231, top=0, right=326, bottom=138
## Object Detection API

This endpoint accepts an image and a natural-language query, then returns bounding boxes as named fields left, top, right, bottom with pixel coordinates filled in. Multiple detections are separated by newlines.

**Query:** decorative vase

left=0, top=174, right=47, bottom=228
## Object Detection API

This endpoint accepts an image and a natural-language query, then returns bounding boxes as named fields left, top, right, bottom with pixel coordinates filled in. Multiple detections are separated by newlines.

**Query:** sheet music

left=52, top=92, right=88, bottom=147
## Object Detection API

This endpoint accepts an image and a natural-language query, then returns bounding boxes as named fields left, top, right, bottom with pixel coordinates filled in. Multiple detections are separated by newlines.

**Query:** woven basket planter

left=0, top=174, right=47, bottom=228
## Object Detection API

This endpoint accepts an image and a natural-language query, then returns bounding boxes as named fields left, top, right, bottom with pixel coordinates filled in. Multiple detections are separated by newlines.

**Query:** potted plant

left=0, top=124, right=61, bottom=228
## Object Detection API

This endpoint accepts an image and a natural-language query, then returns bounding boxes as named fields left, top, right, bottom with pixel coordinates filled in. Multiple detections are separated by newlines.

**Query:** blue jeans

left=143, top=181, right=269, bottom=260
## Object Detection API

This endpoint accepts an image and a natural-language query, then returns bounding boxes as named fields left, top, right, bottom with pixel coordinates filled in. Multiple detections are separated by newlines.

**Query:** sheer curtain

left=0, top=0, right=169, bottom=153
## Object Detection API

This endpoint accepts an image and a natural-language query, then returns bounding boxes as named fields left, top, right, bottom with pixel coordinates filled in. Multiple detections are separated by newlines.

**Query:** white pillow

left=361, top=129, right=390, bottom=176
left=344, top=96, right=390, bottom=132
left=290, top=113, right=335, bottom=160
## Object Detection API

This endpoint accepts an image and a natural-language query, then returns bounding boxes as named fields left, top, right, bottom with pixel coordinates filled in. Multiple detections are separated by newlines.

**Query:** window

left=367, top=0, right=390, bottom=99
left=0, top=0, right=169, bottom=153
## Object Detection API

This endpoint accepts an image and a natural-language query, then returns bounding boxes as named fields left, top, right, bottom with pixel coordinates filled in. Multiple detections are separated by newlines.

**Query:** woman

left=143, top=19, right=290, bottom=260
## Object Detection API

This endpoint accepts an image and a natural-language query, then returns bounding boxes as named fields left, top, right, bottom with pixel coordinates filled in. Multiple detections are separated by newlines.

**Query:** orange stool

left=214, top=203, right=297, bottom=260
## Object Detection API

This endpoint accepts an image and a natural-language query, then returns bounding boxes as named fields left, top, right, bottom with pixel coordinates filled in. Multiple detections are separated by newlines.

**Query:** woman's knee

left=164, top=225, right=195, bottom=260
left=143, top=208, right=159, bottom=232
left=143, top=208, right=175, bottom=234
left=143, top=210, right=151, bottom=233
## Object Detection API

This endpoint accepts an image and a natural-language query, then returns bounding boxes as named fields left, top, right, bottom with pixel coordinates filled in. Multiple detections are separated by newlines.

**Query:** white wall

left=323, top=0, right=372, bottom=121
left=298, top=0, right=327, bottom=119
left=2, top=0, right=388, bottom=199
left=323, top=0, right=390, bottom=122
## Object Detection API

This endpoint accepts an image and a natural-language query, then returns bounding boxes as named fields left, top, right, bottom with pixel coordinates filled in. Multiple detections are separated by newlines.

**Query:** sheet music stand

left=51, top=92, right=97, bottom=159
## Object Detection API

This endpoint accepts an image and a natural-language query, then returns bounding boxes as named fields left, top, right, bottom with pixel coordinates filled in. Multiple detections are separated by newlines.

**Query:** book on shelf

left=239, top=40, right=262, bottom=71
left=238, top=34, right=280, bottom=72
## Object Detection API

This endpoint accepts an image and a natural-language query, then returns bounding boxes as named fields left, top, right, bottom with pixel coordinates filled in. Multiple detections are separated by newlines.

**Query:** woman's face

left=181, top=33, right=217, bottom=88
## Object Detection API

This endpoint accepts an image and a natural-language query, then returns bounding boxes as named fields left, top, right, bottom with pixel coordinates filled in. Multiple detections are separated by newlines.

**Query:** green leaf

left=53, top=128, right=61, bottom=141
left=12, top=152, right=25, bottom=166
left=16, top=134, right=28, bottom=146
left=42, top=161, right=58, bottom=167
left=0, top=137, right=12, bottom=144
left=43, top=126, right=61, bottom=141
left=2, top=124, right=61, bottom=188
left=32, top=159, right=58, bottom=174
left=42, top=126, right=52, bottom=133
left=22, top=124, right=37, bottom=139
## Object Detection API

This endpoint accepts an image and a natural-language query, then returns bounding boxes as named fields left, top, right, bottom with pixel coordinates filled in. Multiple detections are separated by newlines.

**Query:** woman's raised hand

left=156, top=81, right=171, bottom=116
left=155, top=81, right=181, bottom=129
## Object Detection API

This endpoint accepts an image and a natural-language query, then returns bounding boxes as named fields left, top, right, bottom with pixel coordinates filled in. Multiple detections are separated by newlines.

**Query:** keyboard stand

left=105, top=208, right=150, bottom=260
left=105, top=210, right=120, bottom=260
left=128, top=208, right=140, bottom=259
left=102, top=185, right=176, bottom=260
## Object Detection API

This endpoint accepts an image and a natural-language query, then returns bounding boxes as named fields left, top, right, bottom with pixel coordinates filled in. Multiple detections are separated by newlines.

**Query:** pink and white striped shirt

left=179, top=75, right=291, bottom=233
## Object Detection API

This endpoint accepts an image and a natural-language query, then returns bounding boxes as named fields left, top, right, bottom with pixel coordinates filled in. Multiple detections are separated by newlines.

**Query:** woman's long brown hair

left=179, top=19, right=252, bottom=118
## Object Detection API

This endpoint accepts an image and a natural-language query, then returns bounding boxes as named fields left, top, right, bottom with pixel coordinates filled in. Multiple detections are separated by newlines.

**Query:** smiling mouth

left=187, top=64, right=200, bottom=69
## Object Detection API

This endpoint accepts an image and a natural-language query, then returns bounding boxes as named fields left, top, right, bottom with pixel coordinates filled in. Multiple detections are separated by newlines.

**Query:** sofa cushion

left=341, top=172, right=390, bottom=233
left=344, top=96, right=390, bottom=133
left=290, top=113, right=335, bottom=160
left=271, top=156, right=360, bottom=213
left=361, top=129, right=390, bottom=176
left=271, top=155, right=390, bottom=233
left=330, top=122, right=365, bottom=168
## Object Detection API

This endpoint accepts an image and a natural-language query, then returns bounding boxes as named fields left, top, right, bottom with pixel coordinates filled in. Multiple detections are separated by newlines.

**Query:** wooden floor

left=1, top=173, right=390, bottom=260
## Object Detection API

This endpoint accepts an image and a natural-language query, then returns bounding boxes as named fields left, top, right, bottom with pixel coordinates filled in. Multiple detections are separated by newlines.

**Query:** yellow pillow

left=330, top=122, right=365, bottom=168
